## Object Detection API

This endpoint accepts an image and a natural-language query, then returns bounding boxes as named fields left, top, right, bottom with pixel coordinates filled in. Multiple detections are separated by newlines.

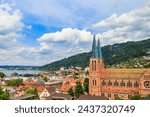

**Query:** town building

left=89, top=35, right=150, bottom=99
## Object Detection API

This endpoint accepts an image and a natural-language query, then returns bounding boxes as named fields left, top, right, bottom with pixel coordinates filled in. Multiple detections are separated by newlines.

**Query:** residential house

left=39, top=87, right=56, bottom=100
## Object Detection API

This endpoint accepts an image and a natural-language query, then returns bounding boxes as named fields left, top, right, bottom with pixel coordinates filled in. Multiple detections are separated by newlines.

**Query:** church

left=89, top=35, right=150, bottom=99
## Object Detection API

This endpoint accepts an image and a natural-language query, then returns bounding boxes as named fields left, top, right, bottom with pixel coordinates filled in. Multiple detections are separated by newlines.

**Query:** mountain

left=0, top=65, right=36, bottom=70
left=38, top=38, right=150, bottom=70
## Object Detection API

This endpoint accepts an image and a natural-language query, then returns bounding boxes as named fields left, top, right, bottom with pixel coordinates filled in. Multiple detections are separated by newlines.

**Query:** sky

left=0, top=0, right=150, bottom=66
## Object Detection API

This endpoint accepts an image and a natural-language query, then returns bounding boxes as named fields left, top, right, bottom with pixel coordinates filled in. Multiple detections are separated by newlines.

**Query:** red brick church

left=89, top=35, right=150, bottom=99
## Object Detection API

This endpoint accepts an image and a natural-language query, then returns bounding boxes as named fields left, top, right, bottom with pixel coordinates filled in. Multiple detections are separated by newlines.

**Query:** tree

left=83, top=78, right=89, bottom=93
left=0, top=86, right=10, bottom=100
left=7, top=79, right=23, bottom=86
left=25, top=88, right=38, bottom=96
left=75, top=82, right=84, bottom=98
left=68, top=87, right=74, bottom=97
left=114, top=96, right=124, bottom=100
left=0, top=72, right=6, bottom=78
left=130, top=95, right=142, bottom=100
left=86, top=70, right=89, bottom=75
left=25, top=88, right=34, bottom=95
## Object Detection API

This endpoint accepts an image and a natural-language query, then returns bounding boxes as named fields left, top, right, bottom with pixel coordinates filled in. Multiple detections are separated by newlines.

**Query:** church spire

left=92, top=35, right=103, bottom=59
left=92, top=35, right=96, bottom=58
left=97, top=38, right=103, bottom=59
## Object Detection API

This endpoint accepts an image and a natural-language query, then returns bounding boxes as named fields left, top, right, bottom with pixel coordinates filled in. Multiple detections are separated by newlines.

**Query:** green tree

left=75, top=82, right=83, bottom=98
left=25, top=88, right=34, bottom=95
left=130, top=95, right=142, bottom=100
left=0, top=72, right=6, bottom=78
left=83, top=78, right=89, bottom=93
left=114, top=96, right=124, bottom=100
left=7, top=79, right=23, bottom=86
left=68, top=87, right=74, bottom=97
left=0, top=86, right=10, bottom=100
left=25, top=88, right=38, bottom=96
left=86, top=70, right=89, bottom=75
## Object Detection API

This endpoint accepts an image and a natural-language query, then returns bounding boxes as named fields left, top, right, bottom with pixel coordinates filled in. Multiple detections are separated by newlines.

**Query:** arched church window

left=127, top=81, right=132, bottom=87
left=102, top=80, right=106, bottom=86
left=108, top=93, right=111, bottom=97
left=101, top=93, right=105, bottom=96
left=93, top=80, right=95, bottom=86
left=108, top=80, right=112, bottom=86
left=92, top=61, right=94, bottom=71
left=93, top=79, right=97, bottom=86
left=114, top=81, right=119, bottom=86
left=134, top=81, right=139, bottom=87
left=95, top=80, right=97, bottom=86
left=120, top=81, right=125, bottom=87
left=94, top=60, right=96, bottom=71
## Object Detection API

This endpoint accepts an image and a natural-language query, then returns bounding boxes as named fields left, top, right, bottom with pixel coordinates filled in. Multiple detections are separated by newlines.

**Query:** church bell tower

left=89, top=35, right=104, bottom=96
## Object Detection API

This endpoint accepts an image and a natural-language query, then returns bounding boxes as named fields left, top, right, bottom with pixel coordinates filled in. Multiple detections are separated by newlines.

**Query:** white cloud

left=92, top=3, right=150, bottom=45
left=0, top=3, right=26, bottom=65
left=0, top=3, right=23, bottom=34
left=34, top=28, right=93, bottom=65
left=38, top=28, right=93, bottom=44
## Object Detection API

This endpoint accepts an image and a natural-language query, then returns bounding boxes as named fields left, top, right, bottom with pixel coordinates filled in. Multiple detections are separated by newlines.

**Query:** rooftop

left=78, top=95, right=108, bottom=100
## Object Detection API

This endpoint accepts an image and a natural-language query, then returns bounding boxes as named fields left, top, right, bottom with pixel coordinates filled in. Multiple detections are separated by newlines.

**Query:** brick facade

left=89, top=36, right=150, bottom=99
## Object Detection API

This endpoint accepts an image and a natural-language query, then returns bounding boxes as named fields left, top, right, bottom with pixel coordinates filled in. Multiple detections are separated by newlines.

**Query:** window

left=95, top=60, right=96, bottom=71
left=93, top=80, right=95, bottom=86
left=101, top=93, right=105, bottom=96
left=128, top=95, right=132, bottom=99
left=127, top=81, right=132, bottom=87
left=92, top=61, right=94, bottom=71
left=93, top=79, right=97, bottom=86
left=92, top=60, right=97, bottom=71
left=108, top=80, right=112, bottom=86
left=108, top=93, right=111, bottom=97
left=134, top=81, right=139, bottom=87
left=114, top=94, right=118, bottom=97
left=120, top=81, right=125, bottom=87
left=95, top=80, right=97, bottom=86
left=114, top=81, right=119, bottom=86
left=102, top=80, right=106, bottom=86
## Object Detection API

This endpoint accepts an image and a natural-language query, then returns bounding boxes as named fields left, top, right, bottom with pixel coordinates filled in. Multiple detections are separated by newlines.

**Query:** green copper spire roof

left=97, top=38, right=103, bottom=59
left=92, top=35, right=96, bottom=58
left=92, top=35, right=103, bottom=59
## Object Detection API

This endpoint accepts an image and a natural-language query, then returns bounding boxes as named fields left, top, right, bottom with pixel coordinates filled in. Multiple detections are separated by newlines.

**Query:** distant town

left=0, top=66, right=104, bottom=100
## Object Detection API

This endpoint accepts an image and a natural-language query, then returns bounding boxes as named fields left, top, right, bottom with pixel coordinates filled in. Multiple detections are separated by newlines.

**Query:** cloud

left=0, top=3, right=26, bottom=65
left=8, top=0, right=145, bottom=29
left=92, top=3, right=150, bottom=45
left=0, top=3, right=23, bottom=35
left=34, top=28, right=93, bottom=65
left=38, top=28, right=93, bottom=44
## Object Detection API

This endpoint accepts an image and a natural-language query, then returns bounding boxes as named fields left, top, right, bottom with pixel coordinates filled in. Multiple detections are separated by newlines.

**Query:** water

left=0, top=69, right=45, bottom=76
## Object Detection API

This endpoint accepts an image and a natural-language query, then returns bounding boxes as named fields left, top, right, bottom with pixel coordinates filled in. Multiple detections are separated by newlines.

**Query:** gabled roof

left=46, top=93, right=71, bottom=100
left=45, top=87, right=56, bottom=94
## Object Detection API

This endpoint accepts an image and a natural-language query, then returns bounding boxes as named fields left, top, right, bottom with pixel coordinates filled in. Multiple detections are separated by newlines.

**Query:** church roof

left=92, top=35, right=103, bottom=59
left=100, top=69, right=150, bottom=79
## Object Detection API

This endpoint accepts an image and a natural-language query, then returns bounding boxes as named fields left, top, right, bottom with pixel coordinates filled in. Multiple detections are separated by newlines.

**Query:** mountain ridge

left=38, top=38, right=150, bottom=70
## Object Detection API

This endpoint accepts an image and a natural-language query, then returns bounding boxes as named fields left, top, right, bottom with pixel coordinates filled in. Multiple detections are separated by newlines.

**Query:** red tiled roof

left=36, top=86, right=45, bottom=92
left=61, top=84, right=75, bottom=92
left=23, top=80, right=35, bottom=86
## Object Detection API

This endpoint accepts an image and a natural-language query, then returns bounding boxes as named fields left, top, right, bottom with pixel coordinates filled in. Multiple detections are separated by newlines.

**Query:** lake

left=0, top=69, right=45, bottom=76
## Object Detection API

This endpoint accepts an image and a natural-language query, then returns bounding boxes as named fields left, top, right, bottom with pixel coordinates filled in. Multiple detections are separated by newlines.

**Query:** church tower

left=89, top=35, right=104, bottom=96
